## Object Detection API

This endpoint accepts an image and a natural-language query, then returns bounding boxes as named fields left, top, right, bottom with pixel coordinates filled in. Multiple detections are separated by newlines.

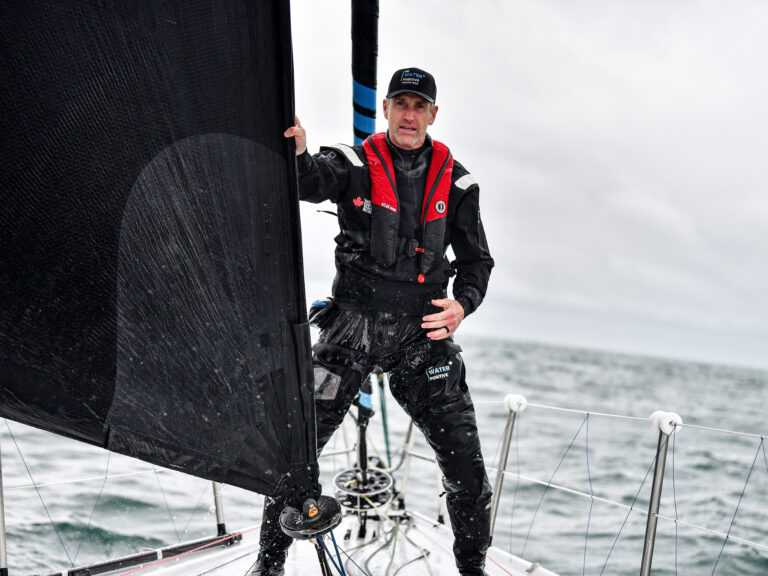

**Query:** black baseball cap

left=386, top=67, right=437, bottom=103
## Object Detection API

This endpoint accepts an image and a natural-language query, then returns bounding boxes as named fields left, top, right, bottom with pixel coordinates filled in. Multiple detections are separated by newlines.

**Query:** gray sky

left=290, top=0, right=768, bottom=369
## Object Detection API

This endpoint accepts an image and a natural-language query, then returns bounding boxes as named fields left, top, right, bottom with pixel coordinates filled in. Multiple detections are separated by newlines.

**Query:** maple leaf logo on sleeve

left=353, top=197, right=364, bottom=208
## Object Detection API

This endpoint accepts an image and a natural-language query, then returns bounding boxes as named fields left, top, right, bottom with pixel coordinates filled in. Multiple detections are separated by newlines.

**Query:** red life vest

left=362, top=133, right=453, bottom=282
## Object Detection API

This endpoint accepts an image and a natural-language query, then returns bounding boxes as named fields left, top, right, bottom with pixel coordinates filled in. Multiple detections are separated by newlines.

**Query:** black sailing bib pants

left=257, top=307, right=492, bottom=575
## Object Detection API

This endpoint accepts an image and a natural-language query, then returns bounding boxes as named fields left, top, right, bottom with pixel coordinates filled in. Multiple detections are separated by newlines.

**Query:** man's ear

left=382, top=98, right=390, bottom=119
left=429, top=104, right=439, bottom=125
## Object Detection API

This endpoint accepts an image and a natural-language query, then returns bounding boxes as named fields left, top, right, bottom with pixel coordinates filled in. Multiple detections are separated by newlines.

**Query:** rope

left=74, top=452, right=111, bottom=566
left=711, top=436, right=765, bottom=575
left=521, top=414, right=588, bottom=557
left=180, top=481, right=213, bottom=541
left=364, top=522, right=397, bottom=574
left=4, top=419, right=74, bottom=567
left=385, top=521, right=399, bottom=576
left=474, top=400, right=766, bottom=439
left=359, top=494, right=433, bottom=573
left=338, top=532, right=378, bottom=576
left=319, top=532, right=347, bottom=576
left=153, top=467, right=181, bottom=542
left=599, top=451, right=657, bottom=575
left=5, top=468, right=160, bottom=491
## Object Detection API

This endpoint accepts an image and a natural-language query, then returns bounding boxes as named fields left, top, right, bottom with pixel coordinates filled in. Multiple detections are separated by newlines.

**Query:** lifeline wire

left=4, top=419, right=74, bottom=567
left=711, top=436, right=766, bottom=575
left=521, top=413, right=589, bottom=558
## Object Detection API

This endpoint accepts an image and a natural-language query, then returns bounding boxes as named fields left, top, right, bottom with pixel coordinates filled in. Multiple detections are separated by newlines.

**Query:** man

left=254, top=67, right=494, bottom=575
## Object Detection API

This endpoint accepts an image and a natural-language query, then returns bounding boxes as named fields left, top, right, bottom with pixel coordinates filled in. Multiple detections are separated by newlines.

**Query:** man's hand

left=422, top=298, right=465, bottom=340
left=283, top=115, right=307, bottom=155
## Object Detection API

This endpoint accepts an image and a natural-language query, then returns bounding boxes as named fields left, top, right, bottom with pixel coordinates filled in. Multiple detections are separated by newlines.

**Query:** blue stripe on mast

left=354, top=111, right=376, bottom=144
left=353, top=80, right=376, bottom=144
left=353, top=79, right=377, bottom=111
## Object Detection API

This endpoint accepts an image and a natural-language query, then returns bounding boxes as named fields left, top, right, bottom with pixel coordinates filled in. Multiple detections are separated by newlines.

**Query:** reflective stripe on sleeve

left=327, top=143, right=364, bottom=167
left=455, top=173, right=478, bottom=190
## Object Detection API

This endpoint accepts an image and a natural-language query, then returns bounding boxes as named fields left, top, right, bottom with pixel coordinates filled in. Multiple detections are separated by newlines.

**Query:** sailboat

left=3, top=2, right=766, bottom=576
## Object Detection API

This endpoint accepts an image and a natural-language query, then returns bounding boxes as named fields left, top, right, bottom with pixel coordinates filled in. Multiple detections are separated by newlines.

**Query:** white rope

left=675, top=423, right=765, bottom=440
left=474, top=400, right=766, bottom=437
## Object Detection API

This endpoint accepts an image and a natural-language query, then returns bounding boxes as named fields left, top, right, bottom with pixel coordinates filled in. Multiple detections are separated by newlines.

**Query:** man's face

left=383, top=93, right=438, bottom=150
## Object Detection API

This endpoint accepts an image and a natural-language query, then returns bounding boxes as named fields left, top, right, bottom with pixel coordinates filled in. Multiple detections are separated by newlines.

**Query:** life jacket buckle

left=405, top=238, right=420, bottom=257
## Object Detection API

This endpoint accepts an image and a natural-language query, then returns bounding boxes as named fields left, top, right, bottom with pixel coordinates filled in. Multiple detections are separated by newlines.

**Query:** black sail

left=0, top=0, right=315, bottom=497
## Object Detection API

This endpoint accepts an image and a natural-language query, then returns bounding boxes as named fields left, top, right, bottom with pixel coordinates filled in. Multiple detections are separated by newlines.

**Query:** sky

left=289, top=0, right=768, bottom=370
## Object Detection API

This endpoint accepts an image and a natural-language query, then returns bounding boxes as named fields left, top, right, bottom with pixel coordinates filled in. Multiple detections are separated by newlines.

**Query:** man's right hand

left=283, top=115, right=307, bottom=155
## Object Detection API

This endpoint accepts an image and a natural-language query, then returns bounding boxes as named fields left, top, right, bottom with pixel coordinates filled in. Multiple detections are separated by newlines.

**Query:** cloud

left=291, top=0, right=768, bottom=367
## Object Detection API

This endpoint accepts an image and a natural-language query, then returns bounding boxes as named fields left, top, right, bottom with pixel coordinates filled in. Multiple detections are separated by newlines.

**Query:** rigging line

left=582, top=414, right=594, bottom=576
left=526, top=403, right=648, bottom=422
left=710, top=436, right=765, bottom=576
left=5, top=468, right=161, bottom=491
left=676, top=423, right=765, bottom=440
left=4, top=419, right=74, bottom=567
left=74, top=451, right=111, bottom=566
left=153, top=467, right=181, bottom=542
left=599, top=451, right=657, bottom=576
left=391, top=549, right=430, bottom=575
left=364, top=520, right=398, bottom=574
left=474, top=400, right=647, bottom=423
left=338, top=538, right=375, bottom=576
left=361, top=495, right=432, bottom=570
left=319, top=534, right=347, bottom=576
left=181, top=481, right=213, bottom=540
left=385, top=521, right=399, bottom=576
left=521, top=413, right=589, bottom=558
left=763, top=437, right=768, bottom=472
left=330, top=529, right=348, bottom=576
left=117, top=525, right=261, bottom=576
left=498, top=469, right=768, bottom=553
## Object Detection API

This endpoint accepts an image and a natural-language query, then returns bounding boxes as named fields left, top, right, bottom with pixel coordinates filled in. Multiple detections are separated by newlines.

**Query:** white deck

left=88, top=511, right=557, bottom=576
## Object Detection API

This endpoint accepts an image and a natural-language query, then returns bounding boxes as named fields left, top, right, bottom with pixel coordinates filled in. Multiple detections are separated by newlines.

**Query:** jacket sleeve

left=296, top=147, right=352, bottom=204
left=449, top=179, right=494, bottom=316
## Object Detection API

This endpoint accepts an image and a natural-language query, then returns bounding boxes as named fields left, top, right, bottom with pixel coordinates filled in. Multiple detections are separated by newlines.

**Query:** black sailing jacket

left=297, top=132, right=494, bottom=316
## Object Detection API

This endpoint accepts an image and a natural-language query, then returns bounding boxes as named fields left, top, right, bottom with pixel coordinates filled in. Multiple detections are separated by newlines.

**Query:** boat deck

left=87, top=511, right=557, bottom=576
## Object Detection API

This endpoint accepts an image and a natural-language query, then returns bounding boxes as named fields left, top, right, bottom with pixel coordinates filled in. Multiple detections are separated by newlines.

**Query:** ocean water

left=2, top=337, right=766, bottom=575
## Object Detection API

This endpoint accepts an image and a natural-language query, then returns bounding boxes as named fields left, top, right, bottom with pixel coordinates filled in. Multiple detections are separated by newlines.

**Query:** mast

left=351, top=0, right=379, bottom=143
